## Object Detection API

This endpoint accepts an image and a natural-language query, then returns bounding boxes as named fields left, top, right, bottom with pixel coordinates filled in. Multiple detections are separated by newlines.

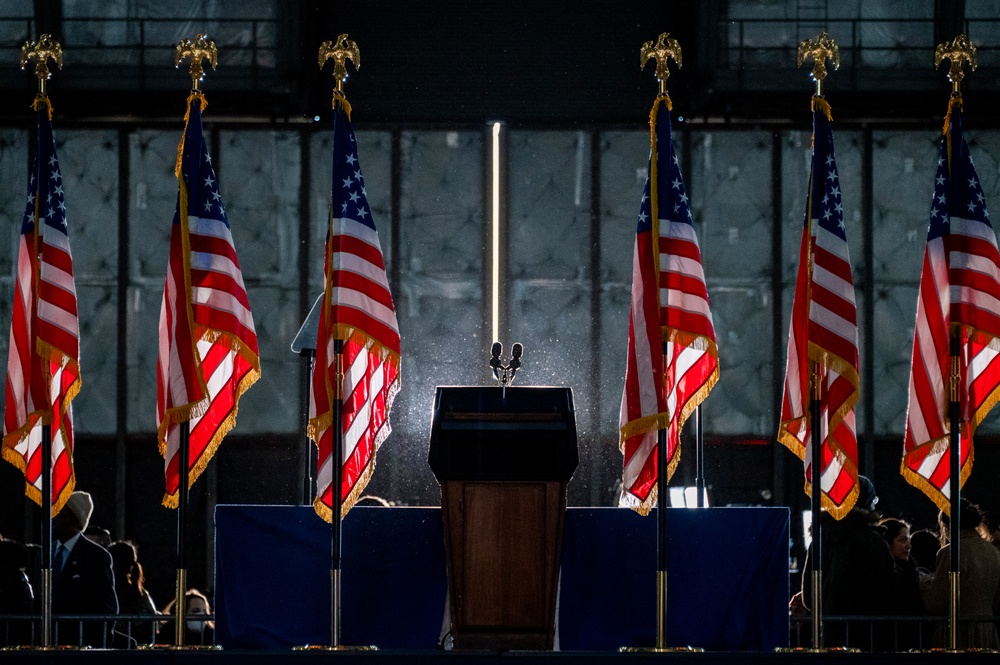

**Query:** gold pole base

left=620, top=646, right=703, bottom=653
left=1, top=646, right=89, bottom=651
left=293, top=644, right=378, bottom=651
left=774, top=647, right=860, bottom=653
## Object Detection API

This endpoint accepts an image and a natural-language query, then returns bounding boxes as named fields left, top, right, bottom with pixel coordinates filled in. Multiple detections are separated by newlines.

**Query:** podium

left=429, top=386, right=578, bottom=650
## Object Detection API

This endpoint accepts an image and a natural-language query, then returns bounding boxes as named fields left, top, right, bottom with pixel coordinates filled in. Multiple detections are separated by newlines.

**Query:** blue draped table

left=215, top=505, right=788, bottom=650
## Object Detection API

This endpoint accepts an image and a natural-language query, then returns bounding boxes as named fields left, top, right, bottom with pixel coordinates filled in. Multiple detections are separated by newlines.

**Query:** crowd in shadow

left=0, top=491, right=214, bottom=648
left=3, top=484, right=1000, bottom=651
left=791, top=476, right=1000, bottom=651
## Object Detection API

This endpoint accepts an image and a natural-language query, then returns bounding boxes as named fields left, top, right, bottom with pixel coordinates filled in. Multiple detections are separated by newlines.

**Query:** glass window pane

left=508, top=130, right=592, bottom=407
left=76, top=285, right=118, bottom=434
left=691, top=130, right=774, bottom=435
left=218, top=130, right=300, bottom=433
left=598, top=130, right=648, bottom=506
left=872, top=130, right=935, bottom=436
left=127, top=130, right=176, bottom=432
left=872, top=130, right=937, bottom=282
left=0, top=129, right=26, bottom=278
left=873, top=285, right=914, bottom=435
left=57, top=130, right=119, bottom=434
left=368, top=129, right=484, bottom=506
left=58, top=130, right=119, bottom=281
left=509, top=130, right=594, bottom=505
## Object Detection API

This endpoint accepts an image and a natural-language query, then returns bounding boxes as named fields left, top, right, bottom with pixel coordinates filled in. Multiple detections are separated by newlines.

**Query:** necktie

left=53, top=544, right=67, bottom=579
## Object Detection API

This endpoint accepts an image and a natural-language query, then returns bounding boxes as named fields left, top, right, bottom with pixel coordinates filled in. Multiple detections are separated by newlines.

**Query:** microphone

left=509, top=342, right=523, bottom=379
left=489, top=341, right=503, bottom=379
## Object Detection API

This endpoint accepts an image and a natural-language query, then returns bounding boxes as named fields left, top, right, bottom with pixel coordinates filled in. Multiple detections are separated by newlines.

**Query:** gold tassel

left=31, top=96, right=53, bottom=121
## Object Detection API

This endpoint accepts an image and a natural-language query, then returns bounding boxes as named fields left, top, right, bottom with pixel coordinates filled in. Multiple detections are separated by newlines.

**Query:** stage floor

left=2, top=648, right=997, bottom=664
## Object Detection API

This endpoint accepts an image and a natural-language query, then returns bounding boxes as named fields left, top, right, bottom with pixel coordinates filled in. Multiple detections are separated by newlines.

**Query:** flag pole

left=171, top=34, right=217, bottom=649
left=795, top=34, right=839, bottom=651
left=655, top=343, right=669, bottom=650
left=809, top=361, right=823, bottom=650
left=694, top=407, right=705, bottom=507
left=20, top=34, right=64, bottom=650
left=174, top=421, right=189, bottom=646
left=41, top=424, right=53, bottom=647
left=948, top=331, right=961, bottom=650
left=934, top=36, right=977, bottom=650
left=331, top=339, right=344, bottom=647
left=316, top=36, right=366, bottom=651
left=623, top=35, right=702, bottom=654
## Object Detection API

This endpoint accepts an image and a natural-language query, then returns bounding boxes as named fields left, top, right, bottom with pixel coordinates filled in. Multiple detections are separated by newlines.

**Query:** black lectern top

left=428, top=386, right=578, bottom=482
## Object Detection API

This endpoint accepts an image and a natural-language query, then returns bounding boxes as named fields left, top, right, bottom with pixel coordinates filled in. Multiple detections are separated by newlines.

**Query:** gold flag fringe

left=4, top=423, right=77, bottom=517
left=811, top=96, right=833, bottom=121
left=624, top=485, right=659, bottom=518
left=312, top=363, right=401, bottom=522
left=333, top=92, right=352, bottom=120
left=31, top=95, right=53, bottom=120
left=805, top=470, right=859, bottom=522
left=942, top=96, right=962, bottom=136
left=901, top=432, right=976, bottom=517
left=619, top=412, right=670, bottom=446
left=175, top=92, right=208, bottom=179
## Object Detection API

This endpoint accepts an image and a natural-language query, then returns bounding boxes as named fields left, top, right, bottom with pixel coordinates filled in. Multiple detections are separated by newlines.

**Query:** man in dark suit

left=52, top=491, right=119, bottom=647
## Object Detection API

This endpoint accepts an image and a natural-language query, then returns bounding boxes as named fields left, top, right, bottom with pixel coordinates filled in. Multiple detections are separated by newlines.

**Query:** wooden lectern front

left=429, top=386, right=578, bottom=650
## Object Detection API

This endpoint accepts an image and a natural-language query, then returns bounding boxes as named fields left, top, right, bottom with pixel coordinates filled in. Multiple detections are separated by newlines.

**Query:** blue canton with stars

left=22, top=108, right=67, bottom=237
left=807, top=108, right=846, bottom=241
left=927, top=107, right=991, bottom=242
left=175, top=99, right=229, bottom=229
left=331, top=104, right=374, bottom=231
left=636, top=99, right=693, bottom=234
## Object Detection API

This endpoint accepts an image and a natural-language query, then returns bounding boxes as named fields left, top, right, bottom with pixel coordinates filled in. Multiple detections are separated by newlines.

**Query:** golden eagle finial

left=641, top=32, right=681, bottom=95
left=319, top=34, right=361, bottom=95
left=21, top=34, right=63, bottom=96
left=175, top=33, right=218, bottom=91
left=797, top=32, right=839, bottom=96
left=935, top=35, right=977, bottom=94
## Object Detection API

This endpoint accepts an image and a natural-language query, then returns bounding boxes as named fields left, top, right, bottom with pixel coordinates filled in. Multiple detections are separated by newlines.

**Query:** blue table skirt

left=215, top=505, right=788, bottom=650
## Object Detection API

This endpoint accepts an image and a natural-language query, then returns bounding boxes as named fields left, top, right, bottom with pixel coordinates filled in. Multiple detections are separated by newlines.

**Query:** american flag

left=3, top=99, right=79, bottom=515
left=903, top=98, right=1000, bottom=513
left=778, top=98, right=860, bottom=520
left=619, top=96, right=719, bottom=515
left=157, top=94, right=260, bottom=508
left=308, top=97, right=400, bottom=521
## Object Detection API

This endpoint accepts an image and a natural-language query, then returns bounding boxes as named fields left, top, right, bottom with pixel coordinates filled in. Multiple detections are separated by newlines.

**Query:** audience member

left=160, top=588, right=215, bottom=646
left=84, top=526, right=113, bottom=550
left=878, top=518, right=924, bottom=648
left=109, top=541, right=158, bottom=647
left=0, top=539, right=35, bottom=647
left=921, top=499, right=1000, bottom=649
left=801, top=476, right=896, bottom=649
left=52, top=491, right=119, bottom=647
left=908, top=529, right=939, bottom=573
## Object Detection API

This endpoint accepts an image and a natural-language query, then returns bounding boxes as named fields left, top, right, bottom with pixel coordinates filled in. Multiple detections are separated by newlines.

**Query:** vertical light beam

left=491, top=122, right=501, bottom=344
